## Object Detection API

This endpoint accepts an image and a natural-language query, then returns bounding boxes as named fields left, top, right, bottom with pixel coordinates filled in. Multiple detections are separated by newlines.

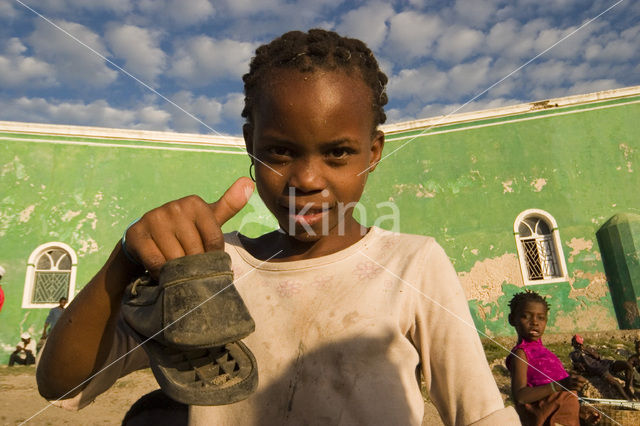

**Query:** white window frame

left=22, top=242, right=77, bottom=309
left=514, top=209, right=568, bottom=285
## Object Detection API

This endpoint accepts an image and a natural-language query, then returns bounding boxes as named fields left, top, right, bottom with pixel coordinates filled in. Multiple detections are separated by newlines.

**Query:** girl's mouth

left=293, top=209, right=329, bottom=226
left=279, top=202, right=332, bottom=226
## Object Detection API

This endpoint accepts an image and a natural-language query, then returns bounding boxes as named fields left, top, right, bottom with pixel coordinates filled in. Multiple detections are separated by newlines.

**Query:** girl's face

left=244, top=69, right=383, bottom=244
left=513, top=301, right=548, bottom=342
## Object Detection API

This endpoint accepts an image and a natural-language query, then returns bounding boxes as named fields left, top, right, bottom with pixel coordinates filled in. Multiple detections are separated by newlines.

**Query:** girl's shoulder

left=506, top=345, right=527, bottom=371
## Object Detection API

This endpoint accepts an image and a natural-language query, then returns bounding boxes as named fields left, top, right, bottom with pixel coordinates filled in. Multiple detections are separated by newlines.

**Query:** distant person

left=627, top=339, right=640, bottom=372
left=42, top=297, right=68, bottom=339
left=0, top=265, right=5, bottom=312
left=9, top=332, right=37, bottom=366
left=570, top=334, right=637, bottom=400
left=506, top=291, right=599, bottom=426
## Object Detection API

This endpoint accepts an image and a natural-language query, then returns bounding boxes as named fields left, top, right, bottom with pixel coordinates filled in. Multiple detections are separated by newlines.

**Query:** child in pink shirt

left=506, top=290, right=600, bottom=426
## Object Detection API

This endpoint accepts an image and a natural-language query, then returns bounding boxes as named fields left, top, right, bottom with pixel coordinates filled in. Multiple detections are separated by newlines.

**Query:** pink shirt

left=507, top=339, right=569, bottom=387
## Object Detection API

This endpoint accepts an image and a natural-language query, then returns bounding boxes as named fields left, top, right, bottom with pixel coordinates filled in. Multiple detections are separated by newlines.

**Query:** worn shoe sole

left=121, top=250, right=259, bottom=405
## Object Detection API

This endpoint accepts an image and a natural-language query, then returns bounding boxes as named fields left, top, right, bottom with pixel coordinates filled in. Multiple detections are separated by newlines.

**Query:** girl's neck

left=517, top=336, right=542, bottom=344
left=240, top=222, right=369, bottom=262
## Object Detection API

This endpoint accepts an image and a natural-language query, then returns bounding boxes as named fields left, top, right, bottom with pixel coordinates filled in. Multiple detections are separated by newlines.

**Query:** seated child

left=8, top=332, right=36, bottom=366
left=506, top=291, right=599, bottom=426
left=36, top=29, right=519, bottom=425
left=570, top=334, right=637, bottom=400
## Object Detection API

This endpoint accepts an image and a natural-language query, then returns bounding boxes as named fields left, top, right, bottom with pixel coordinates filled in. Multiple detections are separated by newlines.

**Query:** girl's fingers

left=174, top=221, right=206, bottom=255
left=122, top=179, right=254, bottom=275
left=129, top=234, right=168, bottom=277
left=150, top=227, right=187, bottom=261
left=195, top=212, right=226, bottom=252
left=209, top=177, right=254, bottom=227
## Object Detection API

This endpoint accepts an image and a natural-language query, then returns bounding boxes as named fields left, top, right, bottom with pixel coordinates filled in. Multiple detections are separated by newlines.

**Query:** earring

left=249, top=162, right=255, bottom=182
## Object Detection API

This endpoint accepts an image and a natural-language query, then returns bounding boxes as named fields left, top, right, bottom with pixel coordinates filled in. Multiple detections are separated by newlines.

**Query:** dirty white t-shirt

left=55, top=227, right=519, bottom=425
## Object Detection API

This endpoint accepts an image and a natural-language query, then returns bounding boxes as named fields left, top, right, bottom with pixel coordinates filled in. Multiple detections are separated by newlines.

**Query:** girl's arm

left=510, top=349, right=586, bottom=404
left=36, top=178, right=254, bottom=400
left=510, top=348, right=557, bottom=404
left=36, top=242, right=141, bottom=399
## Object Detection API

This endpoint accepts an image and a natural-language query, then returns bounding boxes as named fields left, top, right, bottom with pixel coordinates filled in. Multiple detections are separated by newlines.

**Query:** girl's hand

left=558, top=373, right=587, bottom=391
left=124, top=177, right=254, bottom=278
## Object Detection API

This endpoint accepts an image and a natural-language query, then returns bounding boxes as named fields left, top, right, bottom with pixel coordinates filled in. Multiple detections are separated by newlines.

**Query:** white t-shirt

left=54, top=227, right=518, bottom=425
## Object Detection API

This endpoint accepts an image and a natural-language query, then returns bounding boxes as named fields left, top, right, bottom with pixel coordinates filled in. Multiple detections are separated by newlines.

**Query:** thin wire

left=20, top=249, right=283, bottom=425
left=359, top=0, right=627, bottom=175
left=12, top=0, right=283, bottom=176
left=357, top=249, right=620, bottom=425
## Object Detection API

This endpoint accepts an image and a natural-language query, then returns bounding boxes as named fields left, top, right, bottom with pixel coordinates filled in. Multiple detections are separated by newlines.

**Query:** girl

left=37, top=29, right=518, bottom=425
left=507, top=291, right=600, bottom=426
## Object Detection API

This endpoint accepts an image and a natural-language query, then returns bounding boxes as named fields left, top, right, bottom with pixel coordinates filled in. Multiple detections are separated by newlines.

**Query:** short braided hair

left=242, top=29, right=388, bottom=130
left=508, top=290, right=550, bottom=321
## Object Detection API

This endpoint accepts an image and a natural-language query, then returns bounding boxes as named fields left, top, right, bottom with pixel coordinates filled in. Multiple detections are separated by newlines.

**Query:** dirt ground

left=0, top=367, right=443, bottom=425
left=0, top=368, right=158, bottom=425
left=4, top=329, right=640, bottom=425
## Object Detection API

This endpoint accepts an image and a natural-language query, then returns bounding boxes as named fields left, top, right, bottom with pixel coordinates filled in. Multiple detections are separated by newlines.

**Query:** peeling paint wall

left=363, top=93, right=640, bottom=337
left=0, top=134, right=264, bottom=362
left=1, top=92, right=639, bottom=361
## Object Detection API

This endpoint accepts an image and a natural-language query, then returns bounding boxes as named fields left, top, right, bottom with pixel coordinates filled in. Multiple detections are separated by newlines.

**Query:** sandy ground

left=1, top=368, right=159, bottom=425
left=1, top=367, right=443, bottom=425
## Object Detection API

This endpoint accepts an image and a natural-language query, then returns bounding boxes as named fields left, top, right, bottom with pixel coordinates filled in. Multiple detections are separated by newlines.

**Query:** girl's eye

left=328, top=147, right=352, bottom=159
left=267, top=147, right=292, bottom=157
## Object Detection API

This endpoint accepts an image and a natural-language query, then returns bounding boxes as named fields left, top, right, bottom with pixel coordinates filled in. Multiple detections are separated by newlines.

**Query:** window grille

left=514, top=210, right=568, bottom=285
left=23, top=243, right=77, bottom=308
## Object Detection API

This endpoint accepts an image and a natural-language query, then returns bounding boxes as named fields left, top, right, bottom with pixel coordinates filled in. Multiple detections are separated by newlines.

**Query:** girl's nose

left=287, top=157, right=326, bottom=193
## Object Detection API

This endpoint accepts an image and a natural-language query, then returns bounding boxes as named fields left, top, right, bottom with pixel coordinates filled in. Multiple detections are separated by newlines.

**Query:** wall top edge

left=2, top=86, right=639, bottom=143
left=379, top=85, right=640, bottom=135
left=0, top=121, right=246, bottom=148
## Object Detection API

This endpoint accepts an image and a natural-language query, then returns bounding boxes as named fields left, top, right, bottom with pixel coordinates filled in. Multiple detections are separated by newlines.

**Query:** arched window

left=514, top=209, right=568, bottom=285
left=22, top=242, right=77, bottom=308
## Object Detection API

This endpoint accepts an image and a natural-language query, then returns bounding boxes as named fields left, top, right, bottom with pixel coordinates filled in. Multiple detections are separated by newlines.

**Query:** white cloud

left=485, top=19, right=537, bottom=59
left=220, top=92, right=245, bottom=126
left=388, top=65, right=449, bottom=101
left=37, top=0, right=133, bottom=14
left=219, top=0, right=282, bottom=16
left=169, top=91, right=244, bottom=134
left=27, top=20, right=118, bottom=87
left=524, top=59, right=572, bottom=87
left=386, top=12, right=442, bottom=61
left=435, top=26, right=484, bottom=63
left=0, top=97, right=171, bottom=130
left=105, top=24, right=166, bottom=83
left=584, top=27, right=639, bottom=63
left=447, top=57, right=493, bottom=97
left=137, top=0, right=215, bottom=25
left=0, top=0, right=18, bottom=18
left=336, top=2, right=395, bottom=50
left=386, top=96, right=522, bottom=125
left=532, top=24, right=592, bottom=60
left=453, top=0, right=501, bottom=28
left=559, top=78, right=621, bottom=98
left=168, top=36, right=254, bottom=86
left=0, top=38, right=56, bottom=88
left=135, top=105, right=172, bottom=129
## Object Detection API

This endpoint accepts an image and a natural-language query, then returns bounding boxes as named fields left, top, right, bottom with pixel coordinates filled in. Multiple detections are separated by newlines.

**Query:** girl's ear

left=243, top=123, right=254, bottom=155
left=368, top=130, right=384, bottom=172
left=507, top=313, right=515, bottom=326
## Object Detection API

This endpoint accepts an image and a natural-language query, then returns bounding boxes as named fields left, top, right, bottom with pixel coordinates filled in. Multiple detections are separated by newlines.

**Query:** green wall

left=1, top=93, right=639, bottom=362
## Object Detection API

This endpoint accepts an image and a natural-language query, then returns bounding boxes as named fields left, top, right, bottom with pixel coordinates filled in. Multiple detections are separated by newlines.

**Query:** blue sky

left=0, top=0, right=638, bottom=136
